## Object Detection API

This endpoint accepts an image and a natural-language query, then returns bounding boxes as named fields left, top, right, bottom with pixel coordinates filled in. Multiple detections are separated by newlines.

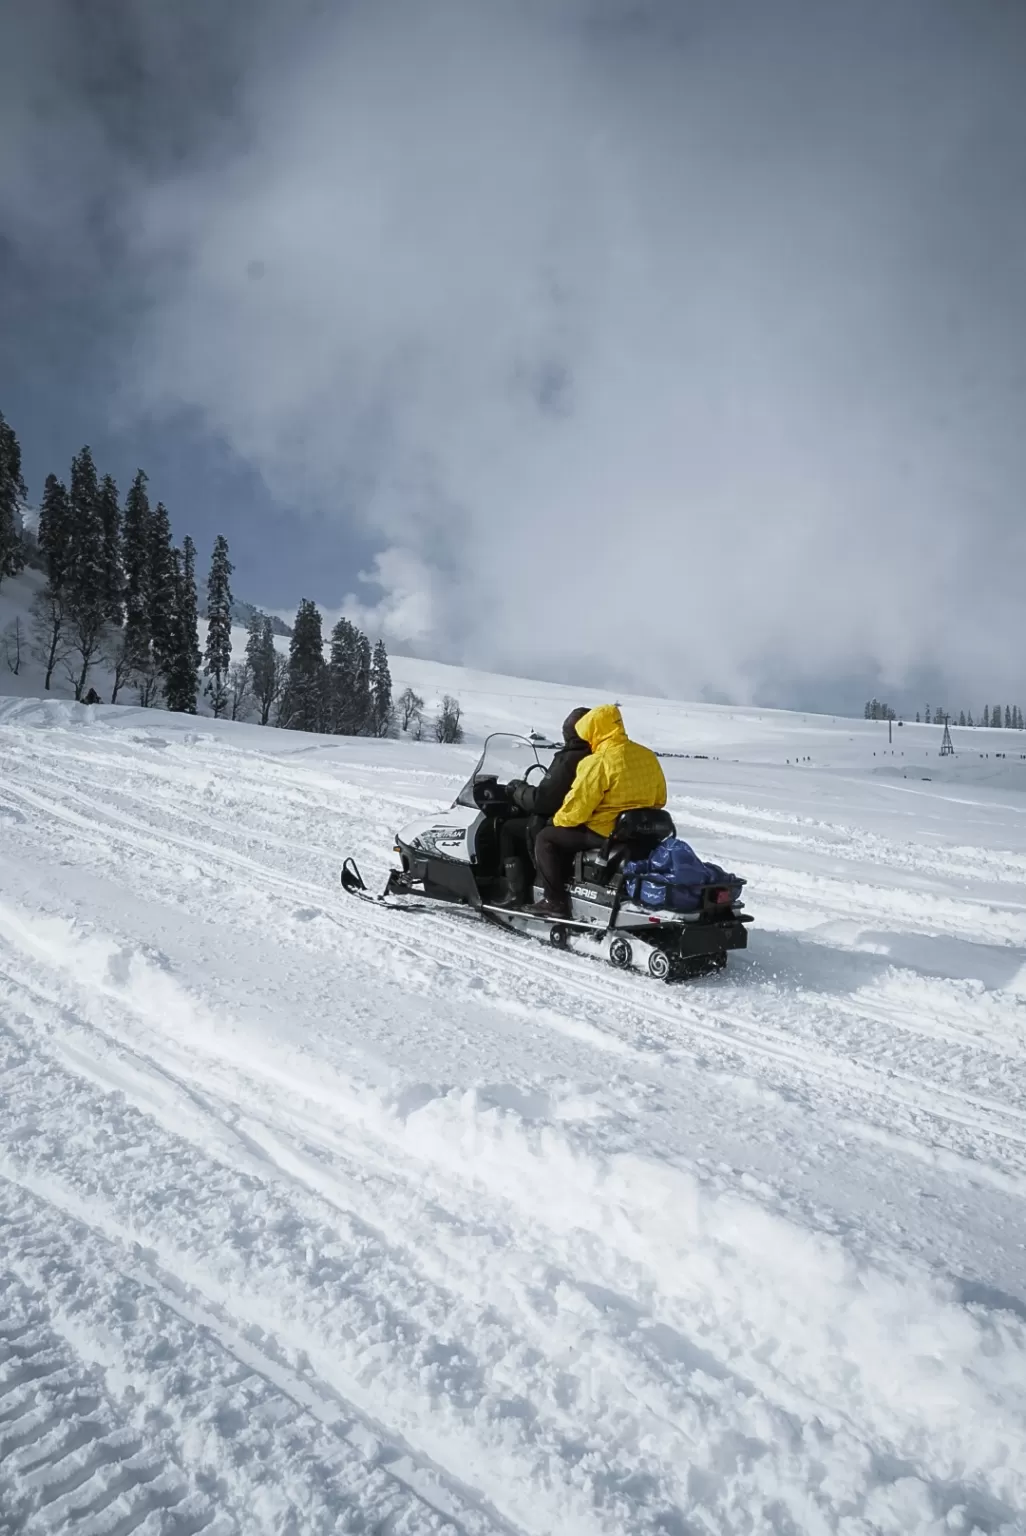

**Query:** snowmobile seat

left=576, top=808, right=677, bottom=883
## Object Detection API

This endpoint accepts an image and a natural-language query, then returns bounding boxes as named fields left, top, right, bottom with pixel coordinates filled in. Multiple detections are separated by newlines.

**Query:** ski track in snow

left=2, top=701, right=1026, bottom=1534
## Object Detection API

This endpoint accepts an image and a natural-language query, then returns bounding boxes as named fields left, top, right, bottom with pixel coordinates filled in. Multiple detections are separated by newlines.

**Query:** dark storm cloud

left=3, top=0, right=1025, bottom=707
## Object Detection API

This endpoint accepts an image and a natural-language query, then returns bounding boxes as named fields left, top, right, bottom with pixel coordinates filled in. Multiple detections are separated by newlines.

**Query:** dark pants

left=534, top=824, right=605, bottom=904
left=499, top=816, right=532, bottom=867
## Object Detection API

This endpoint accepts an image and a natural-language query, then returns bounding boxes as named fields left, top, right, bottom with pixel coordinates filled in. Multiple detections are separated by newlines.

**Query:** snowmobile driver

left=497, top=707, right=591, bottom=907
left=529, top=703, right=667, bottom=918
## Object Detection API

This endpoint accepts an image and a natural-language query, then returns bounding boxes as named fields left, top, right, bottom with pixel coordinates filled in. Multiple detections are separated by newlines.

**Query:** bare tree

left=3, top=616, right=24, bottom=674
left=134, top=657, right=162, bottom=708
left=397, top=686, right=424, bottom=733
left=30, top=587, right=72, bottom=691
left=64, top=606, right=108, bottom=701
left=271, top=654, right=292, bottom=727
left=434, top=694, right=464, bottom=744
left=102, top=634, right=135, bottom=704
left=227, top=660, right=253, bottom=721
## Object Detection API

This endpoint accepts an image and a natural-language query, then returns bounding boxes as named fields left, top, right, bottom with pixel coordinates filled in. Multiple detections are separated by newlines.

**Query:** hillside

left=2, top=667, right=1026, bottom=1532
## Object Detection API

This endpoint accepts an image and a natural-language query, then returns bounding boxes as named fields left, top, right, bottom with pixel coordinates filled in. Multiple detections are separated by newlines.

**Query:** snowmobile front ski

left=340, top=858, right=432, bottom=912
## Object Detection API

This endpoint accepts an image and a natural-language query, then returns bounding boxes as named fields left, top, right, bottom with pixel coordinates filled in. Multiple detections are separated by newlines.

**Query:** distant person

left=83, top=687, right=102, bottom=706
left=530, top=704, right=667, bottom=917
left=496, top=708, right=591, bottom=907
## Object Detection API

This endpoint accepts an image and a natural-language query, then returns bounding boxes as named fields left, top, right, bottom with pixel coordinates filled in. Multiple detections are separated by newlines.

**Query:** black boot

left=495, top=858, right=528, bottom=908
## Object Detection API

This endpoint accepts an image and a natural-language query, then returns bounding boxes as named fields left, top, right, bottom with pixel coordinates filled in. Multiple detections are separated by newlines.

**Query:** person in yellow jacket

left=529, top=703, right=667, bottom=917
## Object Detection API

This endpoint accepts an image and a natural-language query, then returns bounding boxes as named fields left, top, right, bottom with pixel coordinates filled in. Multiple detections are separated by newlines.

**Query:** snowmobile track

left=4, top=705, right=1026, bottom=1533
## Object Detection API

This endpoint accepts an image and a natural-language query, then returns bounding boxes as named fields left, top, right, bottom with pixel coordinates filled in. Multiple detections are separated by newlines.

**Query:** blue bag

left=623, top=837, right=743, bottom=912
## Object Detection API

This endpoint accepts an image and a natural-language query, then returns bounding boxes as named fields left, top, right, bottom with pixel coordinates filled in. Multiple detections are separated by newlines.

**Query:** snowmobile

left=341, top=733, right=752, bottom=982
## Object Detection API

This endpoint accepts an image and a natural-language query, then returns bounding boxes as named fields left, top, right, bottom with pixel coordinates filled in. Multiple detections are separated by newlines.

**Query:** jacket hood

left=561, top=707, right=591, bottom=746
left=575, top=703, right=627, bottom=751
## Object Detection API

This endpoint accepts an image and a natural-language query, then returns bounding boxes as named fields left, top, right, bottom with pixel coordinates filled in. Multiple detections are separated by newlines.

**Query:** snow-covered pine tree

left=204, top=534, right=234, bottom=718
left=37, top=474, right=72, bottom=594
left=122, top=471, right=152, bottom=676
left=97, top=474, right=122, bottom=625
left=353, top=631, right=372, bottom=734
left=0, top=410, right=27, bottom=589
left=959, top=711, right=966, bottom=727
left=148, top=501, right=177, bottom=698
left=982, top=706, right=990, bottom=727
left=370, top=640, right=395, bottom=737
left=994, top=704, right=1004, bottom=730
left=327, top=616, right=359, bottom=733
left=284, top=599, right=327, bottom=732
left=65, top=446, right=110, bottom=698
left=67, top=447, right=105, bottom=607
left=967, top=710, right=974, bottom=727
left=1005, top=705, right=1013, bottom=729
left=246, top=612, right=280, bottom=726
left=181, top=535, right=201, bottom=680
left=164, top=536, right=201, bottom=713
left=915, top=712, right=920, bottom=723
left=925, top=705, right=931, bottom=724
left=325, top=618, right=374, bottom=734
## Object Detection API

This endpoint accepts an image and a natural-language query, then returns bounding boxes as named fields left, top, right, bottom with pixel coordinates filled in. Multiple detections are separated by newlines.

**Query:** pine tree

left=98, top=474, right=122, bottom=624
left=967, top=710, right=974, bottom=727
left=204, top=534, right=234, bottom=718
left=1005, top=705, right=1013, bottom=730
left=353, top=631, right=372, bottom=734
left=164, top=536, right=201, bottom=713
left=994, top=704, right=1003, bottom=731
left=283, top=599, right=326, bottom=731
left=148, top=501, right=177, bottom=686
left=37, top=474, right=72, bottom=594
left=959, top=711, right=966, bottom=727
left=327, top=616, right=360, bottom=733
left=982, top=706, right=990, bottom=727
left=122, top=471, right=152, bottom=675
left=915, top=711, right=920, bottom=723
left=0, top=411, right=27, bottom=589
left=67, top=447, right=106, bottom=615
left=65, top=446, right=110, bottom=698
left=326, top=617, right=374, bottom=734
left=370, top=640, right=395, bottom=737
left=247, top=612, right=281, bottom=726
left=925, top=705, right=931, bottom=725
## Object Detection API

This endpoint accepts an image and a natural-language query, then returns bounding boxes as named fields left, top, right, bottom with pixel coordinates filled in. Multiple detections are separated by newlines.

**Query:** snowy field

left=2, top=670, right=1026, bottom=1535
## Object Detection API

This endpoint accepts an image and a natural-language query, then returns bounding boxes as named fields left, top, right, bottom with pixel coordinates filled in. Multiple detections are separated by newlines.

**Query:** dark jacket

left=511, top=709, right=590, bottom=820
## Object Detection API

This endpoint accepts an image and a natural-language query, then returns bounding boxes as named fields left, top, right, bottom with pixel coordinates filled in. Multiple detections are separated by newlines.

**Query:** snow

left=3, top=667, right=1026, bottom=1534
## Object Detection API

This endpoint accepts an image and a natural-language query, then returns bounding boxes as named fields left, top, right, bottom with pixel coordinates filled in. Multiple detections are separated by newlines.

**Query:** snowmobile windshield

left=454, top=734, right=555, bottom=810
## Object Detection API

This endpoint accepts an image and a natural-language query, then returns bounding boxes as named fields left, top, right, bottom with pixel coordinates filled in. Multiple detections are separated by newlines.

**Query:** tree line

left=1, top=408, right=465, bottom=740
left=865, top=699, right=1025, bottom=730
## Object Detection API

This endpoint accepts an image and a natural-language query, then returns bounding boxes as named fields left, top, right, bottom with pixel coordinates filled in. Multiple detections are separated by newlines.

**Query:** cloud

left=8, top=0, right=1026, bottom=706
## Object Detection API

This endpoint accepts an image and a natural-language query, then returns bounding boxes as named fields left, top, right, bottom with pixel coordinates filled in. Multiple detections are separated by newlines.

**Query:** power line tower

left=940, top=715, right=954, bottom=756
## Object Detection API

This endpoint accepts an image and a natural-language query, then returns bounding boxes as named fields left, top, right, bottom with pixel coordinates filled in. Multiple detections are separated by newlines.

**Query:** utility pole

left=940, top=715, right=954, bottom=756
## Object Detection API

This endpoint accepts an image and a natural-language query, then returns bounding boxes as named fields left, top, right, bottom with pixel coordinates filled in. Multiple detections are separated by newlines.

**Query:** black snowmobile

left=341, top=733, right=752, bottom=982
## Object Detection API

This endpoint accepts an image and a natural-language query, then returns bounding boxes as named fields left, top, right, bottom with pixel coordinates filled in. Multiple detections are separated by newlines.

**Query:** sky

left=1, top=0, right=1025, bottom=714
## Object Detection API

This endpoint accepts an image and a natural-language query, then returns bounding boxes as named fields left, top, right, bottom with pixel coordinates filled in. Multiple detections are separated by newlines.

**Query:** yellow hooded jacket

left=552, top=704, right=667, bottom=837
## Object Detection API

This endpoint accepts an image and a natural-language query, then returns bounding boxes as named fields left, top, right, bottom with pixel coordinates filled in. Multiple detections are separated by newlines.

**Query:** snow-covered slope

left=2, top=679, right=1026, bottom=1534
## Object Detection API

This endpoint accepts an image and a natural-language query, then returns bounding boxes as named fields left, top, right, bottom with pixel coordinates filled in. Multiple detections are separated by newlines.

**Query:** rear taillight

left=714, top=889, right=732, bottom=906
